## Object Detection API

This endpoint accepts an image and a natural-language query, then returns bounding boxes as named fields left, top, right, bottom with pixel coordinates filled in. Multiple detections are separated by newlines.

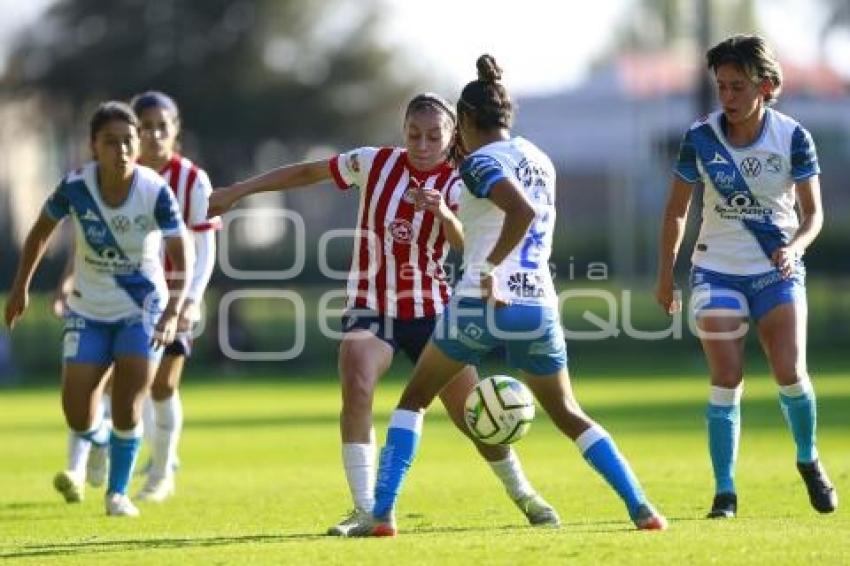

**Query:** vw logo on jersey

left=740, top=157, right=762, bottom=178
left=111, top=214, right=131, bottom=233
left=726, top=191, right=755, bottom=209
left=389, top=219, right=414, bottom=244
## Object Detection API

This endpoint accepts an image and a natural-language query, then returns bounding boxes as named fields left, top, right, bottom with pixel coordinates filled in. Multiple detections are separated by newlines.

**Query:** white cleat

left=53, top=470, right=85, bottom=503
left=136, top=475, right=175, bottom=502
left=327, top=508, right=370, bottom=536
left=105, top=492, right=140, bottom=517
left=86, top=444, right=109, bottom=488
left=514, top=494, right=561, bottom=527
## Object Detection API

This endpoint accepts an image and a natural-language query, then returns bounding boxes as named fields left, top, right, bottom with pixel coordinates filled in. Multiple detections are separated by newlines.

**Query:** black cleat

left=706, top=492, right=737, bottom=518
left=797, top=460, right=838, bottom=514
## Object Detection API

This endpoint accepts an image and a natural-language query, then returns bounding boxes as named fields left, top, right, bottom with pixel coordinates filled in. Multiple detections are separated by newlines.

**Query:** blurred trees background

left=3, top=0, right=414, bottom=184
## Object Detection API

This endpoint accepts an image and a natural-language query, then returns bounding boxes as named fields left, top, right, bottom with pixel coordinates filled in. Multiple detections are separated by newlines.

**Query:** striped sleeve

left=329, top=147, right=380, bottom=191
left=459, top=154, right=507, bottom=198
left=673, top=129, right=700, bottom=183
left=790, top=125, right=820, bottom=181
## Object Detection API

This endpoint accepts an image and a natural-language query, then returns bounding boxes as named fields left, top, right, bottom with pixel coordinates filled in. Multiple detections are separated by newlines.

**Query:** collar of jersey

left=402, top=151, right=452, bottom=181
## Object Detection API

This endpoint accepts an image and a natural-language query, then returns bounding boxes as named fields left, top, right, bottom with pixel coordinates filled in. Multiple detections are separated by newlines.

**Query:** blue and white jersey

left=675, top=108, right=819, bottom=275
left=44, top=162, right=185, bottom=321
left=456, top=137, right=557, bottom=306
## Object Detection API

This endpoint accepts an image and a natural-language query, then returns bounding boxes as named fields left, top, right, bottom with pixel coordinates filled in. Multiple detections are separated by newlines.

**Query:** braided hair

left=457, top=54, right=514, bottom=131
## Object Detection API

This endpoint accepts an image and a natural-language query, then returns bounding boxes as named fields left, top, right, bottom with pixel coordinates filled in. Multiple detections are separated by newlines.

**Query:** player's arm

left=5, top=212, right=60, bottom=329
left=482, top=179, right=535, bottom=305
left=207, top=159, right=331, bottom=217
left=179, top=229, right=215, bottom=331
left=655, top=177, right=694, bottom=314
left=773, top=176, right=823, bottom=278
left=154, top=230, right=194, bottom=348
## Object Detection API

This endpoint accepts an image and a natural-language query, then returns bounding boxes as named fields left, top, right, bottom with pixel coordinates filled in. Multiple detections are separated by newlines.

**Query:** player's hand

left=771, top=246, right=797, bottom=279
left=52, top=284, right=71, bottom=319
left=177, top=299, right=200, bottom=333
left=4, top=286, right=29, bottom=330
left=654, top=274, right=681, bottom=315
left=207, top=186, right=240, bottom=218
left=151, top=307, right=179, bottom=349
left=415, top=188, right=449, bottom=218
left=481, top=273, right=510, bottom=308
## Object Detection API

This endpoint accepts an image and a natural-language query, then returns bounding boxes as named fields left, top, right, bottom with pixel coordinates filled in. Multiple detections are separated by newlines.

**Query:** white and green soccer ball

left=464, top=375, right=535, bottom=445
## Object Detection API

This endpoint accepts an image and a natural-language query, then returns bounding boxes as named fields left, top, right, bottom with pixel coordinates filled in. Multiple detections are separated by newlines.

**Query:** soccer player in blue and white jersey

left=655, top=35, right=837, bottom=518
left=344, top=55, right=667, bottom=537
left=4, top=101, right=193, bottom=517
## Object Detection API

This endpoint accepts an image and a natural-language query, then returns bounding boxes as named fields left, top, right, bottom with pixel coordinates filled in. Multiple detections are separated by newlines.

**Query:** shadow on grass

left=0, top=532, right=326, bottom=559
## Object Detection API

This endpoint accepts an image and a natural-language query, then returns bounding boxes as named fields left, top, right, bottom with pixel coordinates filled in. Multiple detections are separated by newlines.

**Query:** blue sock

left=372, top=409, right=423, bottom=521
left=78, top=418, right=111, bottom=447
left=779, top=381, right=818, bottom=463
left=577, top=426, right=646, bottom=519
left=108, top=428, right=142, bottom=495
left=706, top=385, right=742, bottom=495
left=707, top=403, right=740, bottom=494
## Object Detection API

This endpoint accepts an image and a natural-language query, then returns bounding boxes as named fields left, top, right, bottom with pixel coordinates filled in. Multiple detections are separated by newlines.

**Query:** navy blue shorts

left=341, top=309, right=436, bottom=363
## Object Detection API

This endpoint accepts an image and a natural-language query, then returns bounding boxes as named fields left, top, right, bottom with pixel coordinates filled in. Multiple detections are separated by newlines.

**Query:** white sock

left=342, top=441, right=376, bottom=512
left=142, top=396, right=156, bottom=447
left=151, top=394, right=183, bottom=480
left=101, top=392, right=112, bottom=420
left=488, top=449, right=535, bottom=501
left=67, top=431, right=91, bottom=477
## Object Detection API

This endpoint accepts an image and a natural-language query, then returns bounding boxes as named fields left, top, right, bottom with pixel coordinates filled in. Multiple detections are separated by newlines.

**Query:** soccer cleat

left=327, top=508, right=370, bottom=536
left=633, top=503, right=668, bottom=530
left=513, top=494, right=561, bottom=527
left=105, top=492, right=140, bottom=517
left=797, top=460, right=838, bottom=514
left=706, top=492, right=737, bottom=519
left=53, top=470, right=84, bottom=503
left=339, top=512, right=397, bottom=537
left=86, top=444, right=109, bottom=488
left=135, top=475, right=175, bottom=502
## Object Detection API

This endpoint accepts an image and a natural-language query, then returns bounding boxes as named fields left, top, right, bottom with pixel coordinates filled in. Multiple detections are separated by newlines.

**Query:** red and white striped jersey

left=158, top=154, right=220, bottom=275
left=329, top=146, right=462, bottom=320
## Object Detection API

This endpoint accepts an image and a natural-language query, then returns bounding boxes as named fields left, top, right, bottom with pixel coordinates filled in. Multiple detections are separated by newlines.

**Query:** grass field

left=1, top=371, right=848, bottom=565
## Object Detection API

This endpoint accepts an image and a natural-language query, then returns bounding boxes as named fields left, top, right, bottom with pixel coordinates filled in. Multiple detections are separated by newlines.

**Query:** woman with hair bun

left=344, top=55, right=668, bottom=537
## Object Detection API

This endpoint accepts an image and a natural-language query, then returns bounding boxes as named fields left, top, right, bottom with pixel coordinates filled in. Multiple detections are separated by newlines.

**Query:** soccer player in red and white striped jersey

left=209, top=93, right=559, bottom=535
left=131, top=91, right=220, bottom=502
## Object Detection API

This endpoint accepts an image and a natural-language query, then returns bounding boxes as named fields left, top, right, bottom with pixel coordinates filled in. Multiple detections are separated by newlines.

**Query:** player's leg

left=437, top=367, right=560, bottom=527
left=105, top=319, right=159, bottom=517
left=57, top=361, right=111, bottom=503
left=692, top=271, right=749, bottom=518
left=55, top=314, right=112, bottom=503
left=326, top=323, right=394, bottom=535
left=344, top=341, right=465, bottom=537
left=755, top=286, right=836, bottom=513
left=523, top=368, right=666, bottom=530
left=86, top=369, right=113, bottom=489
left=137, top=345, right=186, bottom=502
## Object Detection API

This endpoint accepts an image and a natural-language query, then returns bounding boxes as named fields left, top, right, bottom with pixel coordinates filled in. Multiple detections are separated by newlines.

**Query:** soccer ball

left=464, top=375, right=535, bottom=445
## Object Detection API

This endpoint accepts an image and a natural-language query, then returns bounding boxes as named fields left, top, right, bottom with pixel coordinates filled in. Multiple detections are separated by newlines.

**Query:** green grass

left=1, top=372, right=848, bottom=565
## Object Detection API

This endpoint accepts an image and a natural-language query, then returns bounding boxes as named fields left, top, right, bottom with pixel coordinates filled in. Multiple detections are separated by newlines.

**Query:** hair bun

left=476, top=54, right=502, bottom=83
